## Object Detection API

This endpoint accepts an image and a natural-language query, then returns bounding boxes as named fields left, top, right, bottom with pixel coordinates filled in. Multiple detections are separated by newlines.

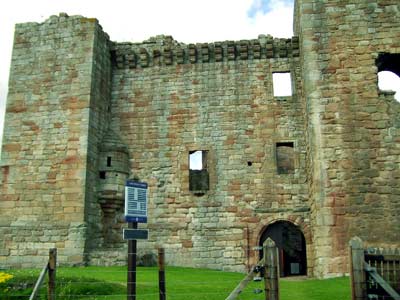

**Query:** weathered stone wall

left=296, top=0, right=400, bottom=277
left=82, top=20, right=115, bottom=260
left=109, top=36, right=309, bottom=272
left=1, top=0, right=399, bottom=277
left=0, top=14, right=111, bottom=267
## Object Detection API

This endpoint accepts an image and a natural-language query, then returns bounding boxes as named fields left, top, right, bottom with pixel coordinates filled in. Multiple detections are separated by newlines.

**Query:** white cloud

left=248, top=0, right=293, bottom=19
left=378, top=71, right=400, bottom=101
left=247, top=0, right=294, bottom=38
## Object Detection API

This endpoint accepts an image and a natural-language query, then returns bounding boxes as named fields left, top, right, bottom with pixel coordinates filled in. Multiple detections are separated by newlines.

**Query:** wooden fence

left=226, top=237, right=279, bottom=300
left=350, top=237, right=400, bottom=300
left=28, top=248, right=168, bottom=299
left=29, top=248, right=57, bottom=300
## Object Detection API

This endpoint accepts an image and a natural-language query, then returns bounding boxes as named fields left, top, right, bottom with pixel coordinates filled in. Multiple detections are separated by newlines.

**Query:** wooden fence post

left=158, top=248, right=166, bottom=300
left=29, top=248, right=57, bottom=300
left=349, top=237, right=366, bottom=300
left=263, top=238, right=279, bottom=300
left=48, top=248, right=57, bottom=300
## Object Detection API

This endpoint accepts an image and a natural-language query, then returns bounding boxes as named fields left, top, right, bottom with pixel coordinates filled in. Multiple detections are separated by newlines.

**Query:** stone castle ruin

left=1, top=0, right=399, bottom=278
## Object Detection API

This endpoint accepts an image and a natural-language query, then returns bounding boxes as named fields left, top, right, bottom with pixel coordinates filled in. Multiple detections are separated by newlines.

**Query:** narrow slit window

left=189, top=150, right=209, bottom=192
left=276, top=142, right=294, bottom=174
left=273, top=72, right=292, bottom=97
left=107, top=156, right=112, bottom=167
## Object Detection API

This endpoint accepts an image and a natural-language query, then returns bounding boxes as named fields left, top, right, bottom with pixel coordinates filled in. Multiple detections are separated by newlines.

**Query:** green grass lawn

left=2, top=266, right=351, bottom=300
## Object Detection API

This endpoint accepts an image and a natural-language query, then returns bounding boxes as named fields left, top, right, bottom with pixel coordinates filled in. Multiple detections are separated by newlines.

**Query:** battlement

left=14, top=12, right=106, bottom=35
left=112, top=35, right=299, bottom=69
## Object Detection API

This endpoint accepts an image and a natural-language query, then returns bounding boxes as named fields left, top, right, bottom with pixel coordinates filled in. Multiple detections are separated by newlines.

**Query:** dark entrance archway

left=259, top=221, right=307, bottom=277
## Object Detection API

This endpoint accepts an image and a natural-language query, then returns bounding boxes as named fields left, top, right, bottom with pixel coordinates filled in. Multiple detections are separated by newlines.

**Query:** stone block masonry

left=113, top=35, right=299, bottom=69
left=296, top=0, right=400, bottom=277
left=111, top=38, right=309, bottom=272
left=0, top=14, right=112, bottom=267
left=1, top=0, right=400, bottom=278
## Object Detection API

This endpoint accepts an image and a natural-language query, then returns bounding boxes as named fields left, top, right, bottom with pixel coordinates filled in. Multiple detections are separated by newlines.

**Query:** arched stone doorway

left=259, top=221, right=307, bottom=277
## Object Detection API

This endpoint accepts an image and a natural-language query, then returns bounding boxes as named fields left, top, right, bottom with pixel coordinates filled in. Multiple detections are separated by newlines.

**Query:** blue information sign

left=124, top=181, right=148, bottom=223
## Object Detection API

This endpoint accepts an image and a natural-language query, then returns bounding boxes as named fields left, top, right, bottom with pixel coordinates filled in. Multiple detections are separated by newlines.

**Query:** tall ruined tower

left=0, top=14, right=113, bottom=266
left=296, top=0, right=400, bottom=276
left=1, top=1, right=399, bottom=277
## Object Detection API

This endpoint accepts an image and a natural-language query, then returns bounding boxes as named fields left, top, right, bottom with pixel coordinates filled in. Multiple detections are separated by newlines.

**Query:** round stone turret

left=98, top=129, right=129, bottom=212
left=97, top=129, right=130, bottom=247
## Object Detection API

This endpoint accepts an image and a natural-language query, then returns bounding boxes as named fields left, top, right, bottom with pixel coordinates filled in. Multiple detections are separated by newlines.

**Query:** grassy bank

left=1, top=266, right=350, bottom=299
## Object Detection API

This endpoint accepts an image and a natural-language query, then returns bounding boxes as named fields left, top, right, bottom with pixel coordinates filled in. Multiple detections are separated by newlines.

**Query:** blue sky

left=248, top=0, right=293, bottom=18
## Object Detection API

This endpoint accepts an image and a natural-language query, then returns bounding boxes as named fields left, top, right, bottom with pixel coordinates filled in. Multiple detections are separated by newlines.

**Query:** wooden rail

left=350, top=237, right=400, bottom=300
left=364, top=262, right=400, bottom=300
left=226, top=264, right=262, bottom=300
left=225, top=238, right=279, bottom=300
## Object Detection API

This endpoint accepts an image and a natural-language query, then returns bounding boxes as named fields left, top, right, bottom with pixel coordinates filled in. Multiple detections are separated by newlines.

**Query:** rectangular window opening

left=107, top=156, right=112, bottom=167
left=276, top=142, right=295, bottom=174
left=273, top=72, right=292, bottom=97
left=189, top=150, right=209, bottom=192
left=99, top=171, right=106, bottom=179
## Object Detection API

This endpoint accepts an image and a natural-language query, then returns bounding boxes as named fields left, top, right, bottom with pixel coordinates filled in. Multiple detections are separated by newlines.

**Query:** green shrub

left=57, top=277, right=125, bottom=299
left=0, top=271, right=37, bottom=300
left=0, top=271, right=124, bottom=300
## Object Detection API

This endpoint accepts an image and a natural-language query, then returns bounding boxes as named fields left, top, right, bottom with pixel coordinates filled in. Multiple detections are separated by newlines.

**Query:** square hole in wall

left=276, top=142, right=294, bottom=174
left=189, top=150, right=209, bottom=192
left=99, top=171, right=106, bottom=179
left=273, top=72, right=292, bottom=97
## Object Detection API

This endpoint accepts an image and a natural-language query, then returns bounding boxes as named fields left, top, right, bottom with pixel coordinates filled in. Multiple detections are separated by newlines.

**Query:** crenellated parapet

left=112, top=35, right=299, bottom=69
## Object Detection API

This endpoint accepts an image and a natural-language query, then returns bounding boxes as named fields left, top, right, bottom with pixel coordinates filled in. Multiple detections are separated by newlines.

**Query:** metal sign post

left=124, top=180, right=149, bottom=300
left=127, top=222, right=137, bottom=300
